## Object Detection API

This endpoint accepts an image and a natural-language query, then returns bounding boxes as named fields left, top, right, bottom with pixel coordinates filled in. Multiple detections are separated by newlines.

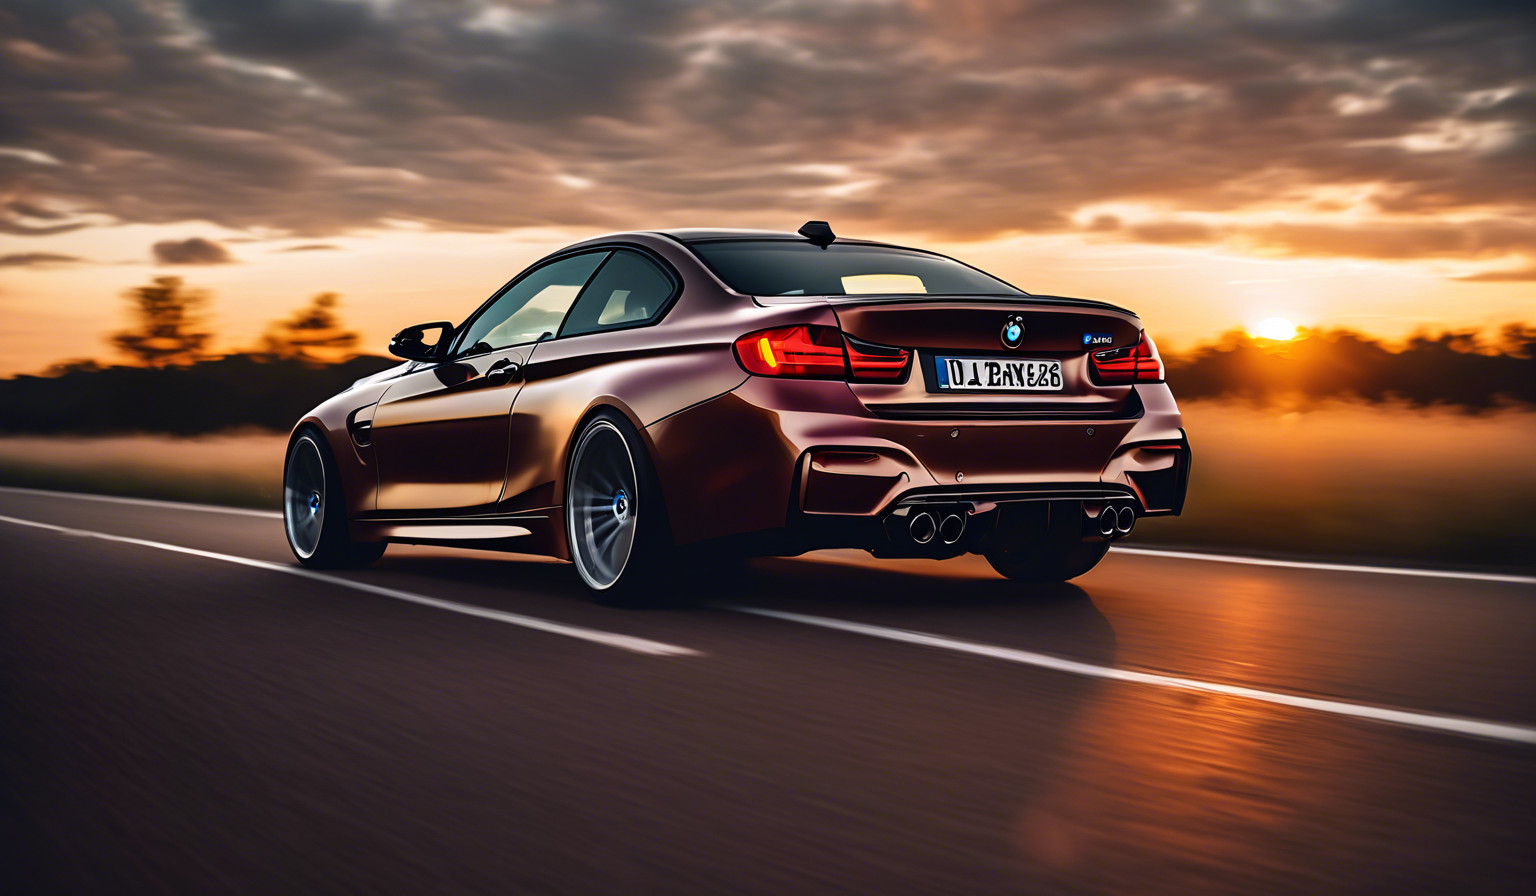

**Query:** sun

left=1250, top=316, right=1299, bottom=341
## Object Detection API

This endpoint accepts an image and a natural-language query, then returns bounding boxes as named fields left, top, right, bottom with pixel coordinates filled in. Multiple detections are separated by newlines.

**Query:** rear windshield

left=689, top=240, right=1025, bottom=297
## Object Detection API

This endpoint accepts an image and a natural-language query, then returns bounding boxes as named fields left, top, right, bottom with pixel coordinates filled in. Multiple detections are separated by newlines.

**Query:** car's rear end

left=646, top=233, right=1189, bottom=576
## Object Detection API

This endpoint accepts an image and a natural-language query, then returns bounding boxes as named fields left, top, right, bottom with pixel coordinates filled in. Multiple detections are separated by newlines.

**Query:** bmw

left=283, top=222, right=1190, bottom=602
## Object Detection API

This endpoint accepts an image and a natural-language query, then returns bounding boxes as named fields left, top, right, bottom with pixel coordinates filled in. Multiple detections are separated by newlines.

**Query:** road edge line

left=722, top=604, right=1536, bottom=746
left=0, top=485, right=281, bottom=519
left=0, top=512, right=701, bottom=658
left=1112, top=545, right=1535, bottom=586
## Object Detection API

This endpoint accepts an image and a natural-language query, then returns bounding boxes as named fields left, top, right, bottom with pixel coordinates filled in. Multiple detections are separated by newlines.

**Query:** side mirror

left=389, top=321, right=454, bottom=361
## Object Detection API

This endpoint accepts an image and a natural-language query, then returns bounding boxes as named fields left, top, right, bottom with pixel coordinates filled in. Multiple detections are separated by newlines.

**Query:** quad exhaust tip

left=1094, top=504, right=1137, bottom=539
left=938, top=513, right=966, bottom=545
left=1114, top=505, right=1135, bottom=536
left=909, top=511, right=937, bottom=545
left=1097, top=508, right=1117, bottom=538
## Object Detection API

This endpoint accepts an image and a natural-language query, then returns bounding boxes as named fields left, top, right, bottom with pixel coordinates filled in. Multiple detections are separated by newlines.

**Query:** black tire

left=283, top=429, right=386, bottom=569
left=564, top=411, right=673, bottom=605
left=984, top=507, right=1109, bottom=583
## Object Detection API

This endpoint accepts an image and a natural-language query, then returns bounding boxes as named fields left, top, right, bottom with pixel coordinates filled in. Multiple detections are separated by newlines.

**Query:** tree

left=112, top=276, right=213, bottom=367
left=44, top=358, right=104, bottom=376
left=261, top=292, right=359, bottom=362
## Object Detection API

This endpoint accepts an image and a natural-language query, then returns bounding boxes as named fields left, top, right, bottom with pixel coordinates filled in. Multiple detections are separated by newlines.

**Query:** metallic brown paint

left=288, top=229, right=1189, bottom=566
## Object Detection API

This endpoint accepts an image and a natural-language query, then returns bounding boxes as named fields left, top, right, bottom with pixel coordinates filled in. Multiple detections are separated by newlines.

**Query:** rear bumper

left=646, top=376, right=1188, bottom=547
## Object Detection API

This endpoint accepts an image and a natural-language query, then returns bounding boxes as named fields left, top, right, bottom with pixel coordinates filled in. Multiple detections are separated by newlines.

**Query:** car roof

left=564, top=227, right=899, bottom=247
left=654, top=228, right=901, bottom=246
left=555, top=229, right=1141, bottom=310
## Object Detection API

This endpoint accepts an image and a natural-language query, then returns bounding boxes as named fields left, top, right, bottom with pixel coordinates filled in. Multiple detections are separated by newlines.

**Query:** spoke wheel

left=282, top=429, right=384, bottom=568
left=284, top=434, right=327, bottom=560
left=566, top=420, right=642, bottom=592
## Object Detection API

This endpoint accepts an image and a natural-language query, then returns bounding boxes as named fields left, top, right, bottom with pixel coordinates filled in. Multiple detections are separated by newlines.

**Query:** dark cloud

left=277, top=243, right=340, bottom=252
left=7, top=200, right=70, bottom=220
left=1455, top=265, right=1536, bottom=282
left=0, top=0, right=1531, bottom=259
left=152, top=237, right=233, bottom=265
left=184, top=0, right=376, bottom=57
left=0, top=219, right=91, bottom=236
left=0, top=252, right=83, bottom=267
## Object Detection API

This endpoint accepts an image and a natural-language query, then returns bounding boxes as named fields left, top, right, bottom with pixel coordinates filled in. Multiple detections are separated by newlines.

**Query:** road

left=2, top=486, right=1533, bottom=895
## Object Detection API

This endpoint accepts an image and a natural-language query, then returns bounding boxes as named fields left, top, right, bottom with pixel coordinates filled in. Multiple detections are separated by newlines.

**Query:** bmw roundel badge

left=1001, top=314, right=1025, bottom=349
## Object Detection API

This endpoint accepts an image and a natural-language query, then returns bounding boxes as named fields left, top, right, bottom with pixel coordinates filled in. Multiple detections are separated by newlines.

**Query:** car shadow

left=720, top=555, right=1118, bottom=664
left=369, top=546, right=1118, bottom=667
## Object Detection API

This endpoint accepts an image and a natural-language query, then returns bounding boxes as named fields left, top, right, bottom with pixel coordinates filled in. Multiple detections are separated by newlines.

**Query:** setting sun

left=1251, top=317, right=1300, bottom=341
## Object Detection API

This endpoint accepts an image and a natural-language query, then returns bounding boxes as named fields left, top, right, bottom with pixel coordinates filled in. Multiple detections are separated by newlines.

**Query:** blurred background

left=1, top=0, right=1532, bottom=571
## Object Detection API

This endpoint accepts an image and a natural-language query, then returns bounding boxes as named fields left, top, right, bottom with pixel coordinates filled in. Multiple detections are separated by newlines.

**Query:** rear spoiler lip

left=752, top=292, right=1136, bottom=316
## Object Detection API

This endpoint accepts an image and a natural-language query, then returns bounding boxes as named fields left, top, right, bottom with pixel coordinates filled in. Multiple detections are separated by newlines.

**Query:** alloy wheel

left=284, top=435, right=327, bottom=559
left=566, top=421, right=640, bottom=590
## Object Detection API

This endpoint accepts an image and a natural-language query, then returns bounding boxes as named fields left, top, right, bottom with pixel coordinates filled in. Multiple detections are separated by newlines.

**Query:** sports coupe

left=283, top=222, right=1189, bottom=601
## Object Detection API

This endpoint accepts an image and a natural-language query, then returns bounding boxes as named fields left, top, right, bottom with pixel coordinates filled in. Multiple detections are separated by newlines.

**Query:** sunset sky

left=2, top=0, right=1533, bottom=375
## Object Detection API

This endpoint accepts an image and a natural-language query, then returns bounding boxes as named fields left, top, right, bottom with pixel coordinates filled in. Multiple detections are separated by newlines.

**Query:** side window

left=560, top=250, right=676, bottom=338
left=455, top=252, right=607, bottom=356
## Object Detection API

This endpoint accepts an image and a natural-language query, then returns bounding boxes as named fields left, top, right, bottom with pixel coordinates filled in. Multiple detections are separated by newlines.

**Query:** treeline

left=2, top=326, right=1529, bottom=437
left=2, top=275, right=395, bottom=435
left=1165, top=325, right=1536, bottom=408
left=0, top=272, right=1532, bottom=436
left=0, top=354, right=399, bottom=435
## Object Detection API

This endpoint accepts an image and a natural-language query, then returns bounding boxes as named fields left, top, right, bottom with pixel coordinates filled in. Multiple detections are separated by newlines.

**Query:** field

left=1, top=401, right=1531, bottom=572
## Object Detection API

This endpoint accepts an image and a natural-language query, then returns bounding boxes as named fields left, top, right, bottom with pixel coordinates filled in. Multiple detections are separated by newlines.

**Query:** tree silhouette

left=260, top=292, right=359, bottom=361
left=1163, top=325, right=1536, bottom=407
left=112, top=276, right=213, bottom=367
left=1496, top=322, right=1536, bottom=358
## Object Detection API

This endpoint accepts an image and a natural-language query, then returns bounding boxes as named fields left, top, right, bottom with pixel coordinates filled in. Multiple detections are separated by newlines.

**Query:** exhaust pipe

left=909, top=511, right=937, bottom=545
left=938, top=513, right=966, bottom=545
left=1097, top=508, right=1117, bottom=538
left=1115, top=506, right=1135, bottom=536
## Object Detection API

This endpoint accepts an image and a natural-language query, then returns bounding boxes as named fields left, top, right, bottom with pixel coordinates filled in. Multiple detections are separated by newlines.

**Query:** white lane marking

left=1113, top=545, right=1536, bottom=586
left=0, top=485, right=281, bottom=519
left=5, top=486, right=1532, bottom=585
left=723, top=605, right=1536, bottom=745
left=0, top=513, right=700, bottom=658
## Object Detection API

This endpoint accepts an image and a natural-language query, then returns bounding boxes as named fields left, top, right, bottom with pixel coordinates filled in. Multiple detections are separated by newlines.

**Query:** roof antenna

left=797, top=220, right=835, bottom=248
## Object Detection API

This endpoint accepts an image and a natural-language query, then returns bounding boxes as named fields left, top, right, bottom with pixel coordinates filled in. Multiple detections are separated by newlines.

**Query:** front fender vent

left=346, top=408, right=374, bottom=447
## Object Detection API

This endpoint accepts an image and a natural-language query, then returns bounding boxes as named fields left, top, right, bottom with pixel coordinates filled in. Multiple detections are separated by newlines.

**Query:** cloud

left=0, top=252, right=83, bottom=267
left=1242, top=220, right=1536, bottom=259
left=1455, top=265, right=1536, bottom=282
left=1128, top=221, right=1218, bottom=244
left=277, top=243, right=340, bottom=252
left=0, top=0, right=1530, bottom=262
left=152, top=237, right=234, bottom=265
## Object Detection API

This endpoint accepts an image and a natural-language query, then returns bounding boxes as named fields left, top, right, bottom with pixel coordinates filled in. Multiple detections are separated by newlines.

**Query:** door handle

left=484, top=359, right=521, bottom=386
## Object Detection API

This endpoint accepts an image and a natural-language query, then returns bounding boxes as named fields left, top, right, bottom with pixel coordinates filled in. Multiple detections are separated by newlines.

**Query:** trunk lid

left=825, top=295, right=1144, bottom=420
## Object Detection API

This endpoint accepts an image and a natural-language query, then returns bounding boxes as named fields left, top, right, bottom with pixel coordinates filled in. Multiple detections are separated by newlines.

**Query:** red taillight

left=734, top=325, right=847, bottom=377
left=844, top=335, right=910, bottom=382
left=733, top=326, right=912, bottom=381
left=1091, top=332, right=1164, bottom=384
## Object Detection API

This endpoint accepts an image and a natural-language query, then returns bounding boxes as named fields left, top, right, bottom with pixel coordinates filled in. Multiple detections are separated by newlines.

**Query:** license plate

left=934, top=356, right=1063, bottom=391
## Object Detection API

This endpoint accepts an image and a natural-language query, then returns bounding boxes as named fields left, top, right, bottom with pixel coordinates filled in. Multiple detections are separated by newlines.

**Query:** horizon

left=11, top=285, right=1534, bottom=380
left=2, top=1, right=1533, bottom=375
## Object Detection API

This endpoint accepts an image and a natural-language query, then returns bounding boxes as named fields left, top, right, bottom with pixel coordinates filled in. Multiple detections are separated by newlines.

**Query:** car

left=283, top=222, right=1190, bottom=602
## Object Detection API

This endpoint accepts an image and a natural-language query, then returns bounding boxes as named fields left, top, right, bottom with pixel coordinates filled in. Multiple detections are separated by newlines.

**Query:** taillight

left=733, top=325, right=912, bottom=381
left=734, top=325, right=846, bottom=378
left=1091, top=332, right=1164, bottom=384
left=844, top=335, right=910, bottom=382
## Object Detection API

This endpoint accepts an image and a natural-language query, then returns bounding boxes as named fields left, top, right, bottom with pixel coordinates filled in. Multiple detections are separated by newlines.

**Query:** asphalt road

left=2, top=487, right=1533, bottom=895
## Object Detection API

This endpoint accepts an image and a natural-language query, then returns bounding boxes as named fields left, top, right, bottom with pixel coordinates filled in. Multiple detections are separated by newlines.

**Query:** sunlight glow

left=1251, top=317, right=1299, bottom=341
